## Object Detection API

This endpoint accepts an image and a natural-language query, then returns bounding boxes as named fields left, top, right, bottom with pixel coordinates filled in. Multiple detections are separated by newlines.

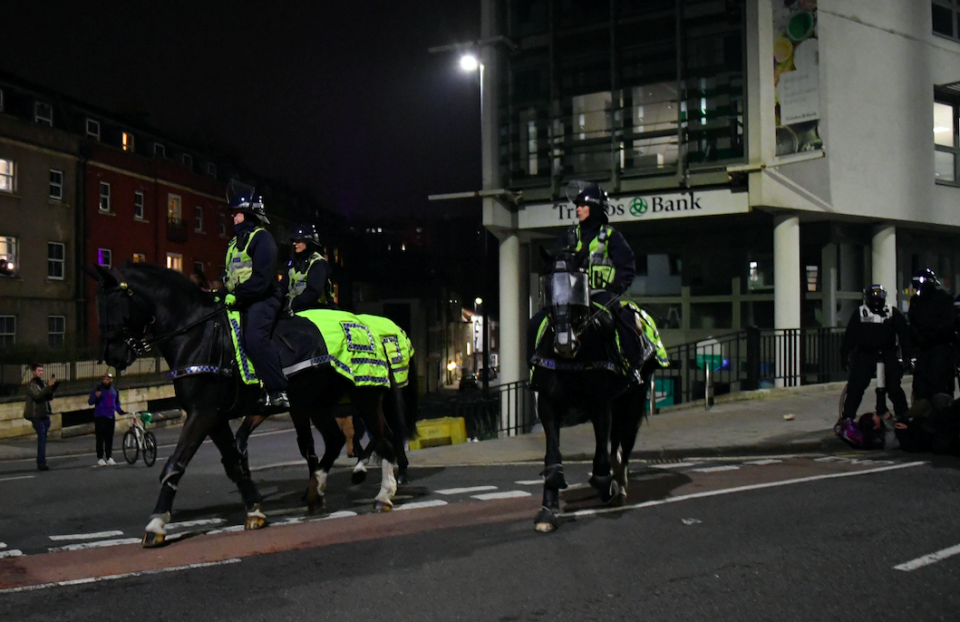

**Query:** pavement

left=0, top=381, right=853, bottom=465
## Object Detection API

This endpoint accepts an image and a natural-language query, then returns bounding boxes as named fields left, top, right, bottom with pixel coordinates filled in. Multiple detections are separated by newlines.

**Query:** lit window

left=0, top=158, right=15, bottom=193
left=168, top=194, right=182, bottom=221
left=0, top=236, right=18, bottom=277
left=35, top=102, right=53, bottom=126
left=99, top=182, right=111, bottom=212
left=86, top=119, right=100, bottom=140
left=98, top=248, right=112, bottom=267
left=49, top=169, right=63, bottom=200
left=206, top=163, right=217, bottom=177
left=194, top=206, right=203, bottom=232
left=122, top=132, right=135, bottom=152
left=132, top=253, right=146, bottom=263
left=154, top=143, right=165, bottom=158
left=166, top=253, right=183, bottom=272
left=48, top=316, right=65, bottom=349
left=806, top=265, right=819, bottom=292
left=218, top=212, right=227, bottom=237
left=182, top=154, right=193, bottom=168
left=935, top=96, right=959, bottom=183
left=134, top=191, right=145, bottom=220
left=47, top=242, right=65, bottom=280
left=0, top=315, right=15, bottom=349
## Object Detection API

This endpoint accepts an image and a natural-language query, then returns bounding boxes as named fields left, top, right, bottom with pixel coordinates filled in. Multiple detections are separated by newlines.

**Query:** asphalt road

left=2, top=425, right=960, bottom=621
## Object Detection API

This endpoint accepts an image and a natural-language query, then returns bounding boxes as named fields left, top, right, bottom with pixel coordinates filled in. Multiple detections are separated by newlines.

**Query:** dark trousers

left=243, top=296, right=287, bottom=392
left=843, top=350, right=908, bottom=420
left=913, top=343, right=956, bottom=402
left=32, top=417, right=50, bottom=466
left=95, top=416, right=115, bottom=459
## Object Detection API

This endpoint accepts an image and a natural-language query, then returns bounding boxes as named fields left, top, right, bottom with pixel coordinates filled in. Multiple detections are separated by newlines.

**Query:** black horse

left=528, top=252, right=659, bottom=532
left=92, top=263, right=402, bottom=547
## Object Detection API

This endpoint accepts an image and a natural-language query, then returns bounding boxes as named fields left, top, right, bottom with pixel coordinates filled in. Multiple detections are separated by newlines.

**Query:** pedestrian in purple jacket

left=88, top=373, right=125, bottom=466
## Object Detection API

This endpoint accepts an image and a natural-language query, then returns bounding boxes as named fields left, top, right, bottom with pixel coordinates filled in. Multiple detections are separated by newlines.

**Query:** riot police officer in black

left=840, top=285, right=911, bottom=420
left=908, top=269, right=956, bottom=401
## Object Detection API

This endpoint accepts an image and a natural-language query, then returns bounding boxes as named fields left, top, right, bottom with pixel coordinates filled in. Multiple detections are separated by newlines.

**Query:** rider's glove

left=225, top=294, right=237, bottom=308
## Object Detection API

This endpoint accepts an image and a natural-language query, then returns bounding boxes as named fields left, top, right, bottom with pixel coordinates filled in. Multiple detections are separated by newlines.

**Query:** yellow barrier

left=408, top=416, right=467, bottom=450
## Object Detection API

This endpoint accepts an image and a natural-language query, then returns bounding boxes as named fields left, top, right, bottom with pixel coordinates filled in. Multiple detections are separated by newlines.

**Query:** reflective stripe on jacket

left=224, top=228, right=264, bottom=292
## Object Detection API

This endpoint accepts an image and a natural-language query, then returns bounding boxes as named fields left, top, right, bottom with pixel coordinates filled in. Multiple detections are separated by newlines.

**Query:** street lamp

left=459, top=54, right=479, bottom=72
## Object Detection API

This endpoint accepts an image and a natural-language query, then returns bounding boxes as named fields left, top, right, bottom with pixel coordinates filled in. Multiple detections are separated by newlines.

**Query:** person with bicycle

left=839, top=285, right=912, bottom=421
left=88, top=373, right=125, bottom=466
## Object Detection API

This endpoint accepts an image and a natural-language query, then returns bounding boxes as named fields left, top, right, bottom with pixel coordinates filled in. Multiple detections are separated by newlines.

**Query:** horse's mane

left=117, top=261, right=214, bottom=311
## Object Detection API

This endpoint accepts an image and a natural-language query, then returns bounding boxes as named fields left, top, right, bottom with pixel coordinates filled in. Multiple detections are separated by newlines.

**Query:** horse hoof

left=590, top=475, right=620, bottom=505
left=373, top=501, right=393, bottom=513
left=534, top=507, right=560, bottom=533
left=142, top=532, right=165, bottom=548
left=245, top=504, right=268, bottom=530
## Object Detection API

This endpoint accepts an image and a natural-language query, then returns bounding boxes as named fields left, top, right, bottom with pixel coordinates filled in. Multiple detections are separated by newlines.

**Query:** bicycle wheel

left=122, top=429, right=139, bottom=465
left=143, top=432, right=158, bottom=467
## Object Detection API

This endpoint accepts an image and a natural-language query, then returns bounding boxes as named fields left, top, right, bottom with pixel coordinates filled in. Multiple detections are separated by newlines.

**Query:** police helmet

left=226, top=180, right=269, bottom=224
left=290, top=224, right=320, bottom=248
left=864, top=284, right=886, bottom=313
left=912, top=268, right=940, bottom=290
left=566, top=180, right=609, bottom=210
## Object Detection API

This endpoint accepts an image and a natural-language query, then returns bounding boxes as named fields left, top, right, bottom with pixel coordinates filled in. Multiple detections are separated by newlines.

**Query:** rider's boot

left=258, top=390, right=290, bottom=413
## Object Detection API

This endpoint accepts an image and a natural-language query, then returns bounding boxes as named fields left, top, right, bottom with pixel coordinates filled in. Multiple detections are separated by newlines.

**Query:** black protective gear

left=566, top=180, right=610, bottom=225
left=865, top=284, right=887, bottom=315
left=290, top=223, right=321, bottom=249
left=912, top=268, right=940, bottom=290
left=227, top=180, right=269, bottom=224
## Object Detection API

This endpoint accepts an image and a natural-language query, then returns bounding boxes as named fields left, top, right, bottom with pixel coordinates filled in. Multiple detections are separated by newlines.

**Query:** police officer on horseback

left=221, top=181, right=289, bottom=412
left=280, top=223, right=337, bottom=313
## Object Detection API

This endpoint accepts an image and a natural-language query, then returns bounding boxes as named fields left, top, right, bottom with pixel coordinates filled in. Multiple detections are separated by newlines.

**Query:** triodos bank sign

left=628, top=195, right=702, bottom=218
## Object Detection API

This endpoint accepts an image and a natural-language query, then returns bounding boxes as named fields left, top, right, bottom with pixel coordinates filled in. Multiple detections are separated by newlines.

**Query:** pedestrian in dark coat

left=23, top=363, right=59, bottom=471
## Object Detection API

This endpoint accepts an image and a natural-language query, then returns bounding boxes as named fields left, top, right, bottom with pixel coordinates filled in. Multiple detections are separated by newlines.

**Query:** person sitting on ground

left=893, top=393, right=960, bottom=455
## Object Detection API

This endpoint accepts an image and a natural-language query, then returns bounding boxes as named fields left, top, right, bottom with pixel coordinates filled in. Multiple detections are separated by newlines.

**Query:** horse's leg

left=143, top=411, right=218, bottom=547
left=305, top=404, right=344, bottom=514
left=355, top=389, right=397, bottom=512
left=207, top=418, right=266, bottom=530
left=235, top=413, right=268, bottom=480
left=612, top=383, right=647, bottom=503
left=535, top=392, right=567, bottom=533
left=588, top=400, right=619, bottom=505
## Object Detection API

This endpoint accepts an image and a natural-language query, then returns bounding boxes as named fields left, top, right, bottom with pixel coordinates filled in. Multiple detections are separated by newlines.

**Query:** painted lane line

left=568, top=461, right=928, bottom=518
left=49, top=530, right=125, bottom=541
left=0, top=558, right=242, bottom=595
left=206, top=525, right=245, bottom=536
left=648, top=462, right=699, bottom=469
left=0, top=542, right=5, bottom=549
left=436, top=485, right=498, bottom=496
left=166, top=518, right=226, bottom=530
left=515, top=479, right=544, bottom=485
left=48, top=538, right=142, bottom=553
left=744, top=459, right=783, bottom=466
left=0, top=550, right=23, bottom=559
left=249, top=461, right=304, bottom=472
left=0, top=475, right=36, bottom=483
left=691, top=465, right=740, bottom=473
left=894, top=543, right=960, bottom=571
left=396, top=500, right=449, bottom=511
left=319, top=510, right=358, bottom=520
left=472, top=490, right=532, bottom=501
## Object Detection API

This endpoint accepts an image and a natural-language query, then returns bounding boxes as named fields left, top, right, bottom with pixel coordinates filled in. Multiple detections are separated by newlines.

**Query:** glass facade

left=499, top=0, right=746, bottom=189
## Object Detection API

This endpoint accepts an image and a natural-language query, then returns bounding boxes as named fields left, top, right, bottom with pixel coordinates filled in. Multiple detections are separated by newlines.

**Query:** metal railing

left=0, top=349, right=169, bottom=398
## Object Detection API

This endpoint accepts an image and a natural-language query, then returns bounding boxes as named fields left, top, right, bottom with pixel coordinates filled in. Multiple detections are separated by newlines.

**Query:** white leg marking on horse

left=375, top=460, right=397, bottom=505
left=314, top=470, right=328, bottom=496
left=353, top=460, right=368, bottom=474
left=145, top=513, right=171, bottom=535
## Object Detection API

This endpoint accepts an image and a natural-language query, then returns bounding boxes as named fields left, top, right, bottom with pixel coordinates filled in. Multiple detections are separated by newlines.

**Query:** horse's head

left=88, top=265, right=155, bottom=371
left=538, top=249, right=591, bottom=359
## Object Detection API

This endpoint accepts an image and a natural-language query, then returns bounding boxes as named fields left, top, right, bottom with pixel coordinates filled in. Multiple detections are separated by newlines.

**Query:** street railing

left=0, top=349, right=169, bottom=397
left=444, top=380, right=538, bottom=441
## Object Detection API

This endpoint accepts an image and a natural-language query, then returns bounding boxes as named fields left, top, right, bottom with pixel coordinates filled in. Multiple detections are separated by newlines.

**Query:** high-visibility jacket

left=287, top=252, right=333, bottom=307
left=574, top=224, right=616, bottom=290
left=224, top=227, right=265, bottom=292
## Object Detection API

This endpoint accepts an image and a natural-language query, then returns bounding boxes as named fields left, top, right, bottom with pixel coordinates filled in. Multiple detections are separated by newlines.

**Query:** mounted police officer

left=221, top=181, right=289, bottom=412
left=280, top=224, right=337, bottom=313
left=839, top=285, right=911, bottom=421
left=909, top=268, right=957, bottom=401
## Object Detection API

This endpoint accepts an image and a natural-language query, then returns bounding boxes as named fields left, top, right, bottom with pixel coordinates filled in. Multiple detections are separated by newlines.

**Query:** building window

left=0, top=158, right=15, bottom=193
left=0, top=316, right=15, bottom=349
left=48, top=316, right=65, bottom=349
left=99, top=182, right=111, bottom=212
left=935, top=96, right=959, bottom=183
left=47, top=242, right=65, bottom=280
left=122, top=132, right=135, bottom=152
left=154, top=143, right=165, bottom=158
left=98, top=248, right=112, bottom=268
left=182, top=153, right=193, bottom=168
left=86, top=119, right=100, bottom=140
left=168, top=194, right=182, bottom=221
left=35, top=101, right=53, bottom=126
left=206, top=163, right=217, bottom=178
left=133, top=252, right=146, bottom=263
left=933, top=1, right=960, bottom=38
left=134, top=190, right=145, bottom=220
left=194, top=206, right=203, bottom=232
left=218, top=213, right=227, bottom=237
left=49, top=169, right=63, bottom=200
left=166, top=253, right=183, bottom=272
left=0, top=236, right=18, bottom=277
left=193, top=260, right=204, bottom=276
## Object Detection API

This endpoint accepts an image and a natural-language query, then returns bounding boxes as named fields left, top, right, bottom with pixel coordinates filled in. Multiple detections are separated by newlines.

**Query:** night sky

left=0, top=2, right=483, bottom=221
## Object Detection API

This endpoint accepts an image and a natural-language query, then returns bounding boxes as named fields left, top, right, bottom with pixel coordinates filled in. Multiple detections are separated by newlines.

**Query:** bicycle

left=122, top=411, right=158, bottom=467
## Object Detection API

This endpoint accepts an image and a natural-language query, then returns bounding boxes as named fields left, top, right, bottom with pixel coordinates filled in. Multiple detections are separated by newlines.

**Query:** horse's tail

left=401, top=357, right=419, bottom=440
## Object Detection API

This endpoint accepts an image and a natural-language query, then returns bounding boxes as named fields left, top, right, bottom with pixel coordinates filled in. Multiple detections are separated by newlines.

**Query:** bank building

left=461, top=0, right=960, bottom=395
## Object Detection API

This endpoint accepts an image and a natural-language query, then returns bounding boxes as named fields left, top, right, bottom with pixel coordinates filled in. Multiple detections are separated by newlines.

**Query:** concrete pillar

left=872, top=225, right=897, bottom=308
left=774, top=215, right=801, bottom=387
left=821, top=242, right=837, bottom=327
left=499, top=233, right=523, bottom=386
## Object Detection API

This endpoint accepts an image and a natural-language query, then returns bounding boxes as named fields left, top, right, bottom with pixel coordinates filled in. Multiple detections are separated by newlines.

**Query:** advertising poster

left=773, top=0, right=823, bottom=156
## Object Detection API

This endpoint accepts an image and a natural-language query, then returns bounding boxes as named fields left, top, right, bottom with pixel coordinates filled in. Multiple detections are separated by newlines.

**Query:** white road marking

left=48, top=538, right=141, bottom=552
left=515, top=479, right=544, bottom=485
left=436, top=485, right=498, bottom=496
left=0, top=475, right=35, bottom=483
left=814, top=456, right=842, bottom=462
left=681, top=518, right=702, bottom=525
left=249, top=461, right=304, bottom=472
left=206, top=525, right=245, bottom=535
left=744, top=459, right=783, bottom=466
left=0, top=542, right=5, bottom=549
left=166, top=518, right=226, bottom=530
left=894, top=543, right=960, bottom=571
left=396, top=500, right=448, bottom=511
left=0, top=558, right=242, bottom=594
left=49, top=530, right=125, bottom=541
left=568, top=461, right=927, bottom=518
left=472, top=490, right=532, bottom=501
left=649, top=462, right=699, bottom=469
left=691, top=465, right=740, bottom=473
left=0, top=550, right=23, bottom=559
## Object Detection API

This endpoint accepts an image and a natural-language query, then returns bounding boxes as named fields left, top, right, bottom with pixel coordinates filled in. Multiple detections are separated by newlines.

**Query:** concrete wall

left=0, top=382, right=178, bottom=440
